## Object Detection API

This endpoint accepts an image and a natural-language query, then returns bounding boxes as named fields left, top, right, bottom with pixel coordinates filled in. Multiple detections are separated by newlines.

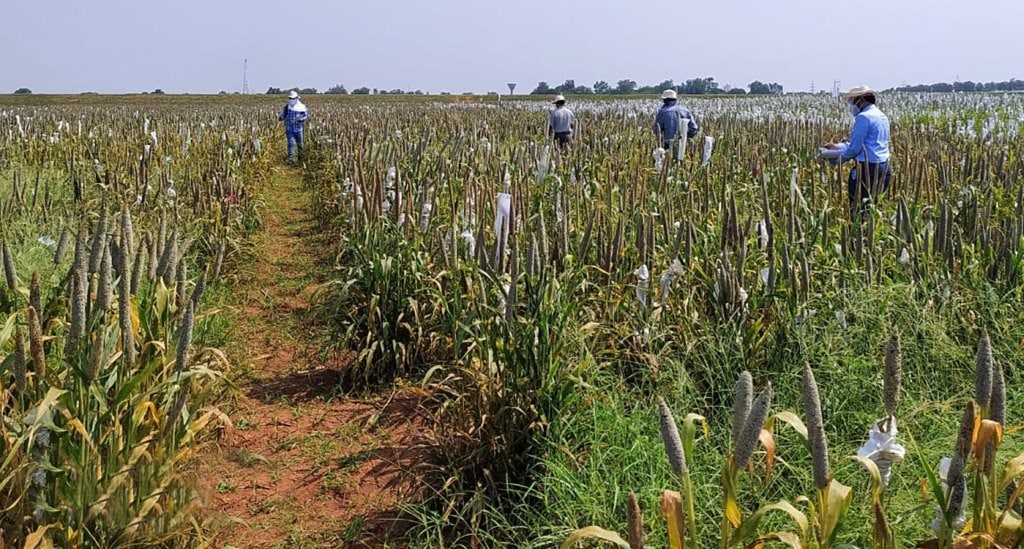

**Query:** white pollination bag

left=653, top=147, right=666, bottom=172
left=701, top=136, right=715, bottom=166
left=494, top=193, right=511, bottom=236
left=494, top=192, right=512, bottom=264
left=634, top=265, right=650, bottom=308
left=856, top=417, right=906, bottom=489
left=536, top=145, right=550, bottom=182
left=676, top=133, right=686, bottom=162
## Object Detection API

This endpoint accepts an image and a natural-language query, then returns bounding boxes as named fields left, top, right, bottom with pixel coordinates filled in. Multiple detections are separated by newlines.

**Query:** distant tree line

left=886, top=78, right=1024, bottom=93
left=265, top=85, right=426, bottom=96
left=266, top=87, right=320, bottom=95
left=529, top=78, right=783, bottom=95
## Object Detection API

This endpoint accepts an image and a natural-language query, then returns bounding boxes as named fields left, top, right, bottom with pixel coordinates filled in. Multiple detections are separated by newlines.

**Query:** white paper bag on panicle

left=420, top=200, right=433, bottom=232
left=461, top=229, right=476, bottom=256
left=701, top=136, right=715, bottom=167
left=755, top=219, right=768, bottom=250
left=555, top=179, right=564, bottom=223
left=494, top=192, right=512, bottom=236
left=653, top=147, right=666, bottom=172
left=634, top=264, right=650, bottom=308
left=536, top=146, right=550, bottom=182
left=790, top=167, right=806, bottom=208
left=930, top=456, right=965, bottom=534
left=856, top=417, right=906, bottom=489
left=658, top=259, right=685, bottom=308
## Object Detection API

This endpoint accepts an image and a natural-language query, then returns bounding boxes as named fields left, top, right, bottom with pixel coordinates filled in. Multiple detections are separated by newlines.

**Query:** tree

left=655, top=79, right=676, bottom=92
left=727, top=87, right=747, bottom=95
left=298, top=87, right=317, bottom=95
left=351, top=87, right=371, bottom=95
left=593, top=80, right=611, bottom=94
left=553, top=79, right=576, bottom=93
left=573, top=85, right=593, bottom=94
left=953, top=81, right=976, bottom=93
left=614, top=79, right=638, bottom=94
left=748, top=81, right=770, bottom=95
left=13, top=88, right=31, bottom=94
left=152, top=89, right=165, bottom=95
left=531, top=81, right=553, bottom=95
left=265, top=87, right=284, bottom=94
left=767, top=83, right=783, bottom=94
left=325, top=84, right=348, bottom=94
left=680, top=77, right=720, bottom=95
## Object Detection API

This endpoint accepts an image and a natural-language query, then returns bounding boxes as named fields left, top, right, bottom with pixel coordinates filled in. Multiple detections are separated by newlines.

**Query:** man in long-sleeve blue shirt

left=278, top=90, right=308, bottom=162
left=654, top=89, right=699, bottom=159
left=823, top=85, right=891, bottom=211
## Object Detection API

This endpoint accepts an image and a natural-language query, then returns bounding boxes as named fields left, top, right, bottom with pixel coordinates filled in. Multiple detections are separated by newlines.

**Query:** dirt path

left=199, top=166, right=423, bottom=548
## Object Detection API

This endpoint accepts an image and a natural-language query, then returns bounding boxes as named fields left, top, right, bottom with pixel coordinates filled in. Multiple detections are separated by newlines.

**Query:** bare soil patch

left=198, top=166, right=425, bottom=548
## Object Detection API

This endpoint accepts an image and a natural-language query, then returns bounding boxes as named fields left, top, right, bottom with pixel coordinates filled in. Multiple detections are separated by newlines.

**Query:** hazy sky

left=4, top=0, right=1022, bottom=94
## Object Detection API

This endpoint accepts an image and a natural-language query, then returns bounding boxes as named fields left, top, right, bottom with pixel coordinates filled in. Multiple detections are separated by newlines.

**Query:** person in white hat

left=548, top=94, right=575, bottom=149
left=278, top=89, right=309, bottom=162
left=822, top=85, right=891, bottom=211
left=654, top=89, right=699, bottom=159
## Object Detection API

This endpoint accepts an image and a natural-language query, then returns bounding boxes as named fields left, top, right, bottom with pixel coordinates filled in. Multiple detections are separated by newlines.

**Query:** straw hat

left=288, top=90, right=299, bottom=99
left=552, top=94, right=566, bottom=103
left=661, top=89, right=678, bottom=100
left=841, top=85, right=875, bottom=99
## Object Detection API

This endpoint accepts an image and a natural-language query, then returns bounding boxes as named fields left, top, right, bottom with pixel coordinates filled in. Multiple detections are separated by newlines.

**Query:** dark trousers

left=554, top=131, right=572, bottom=149
left=848, top=161, right=891, bottom=209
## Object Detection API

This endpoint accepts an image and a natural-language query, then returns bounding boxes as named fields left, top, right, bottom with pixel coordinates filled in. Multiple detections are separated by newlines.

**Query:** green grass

left=533, top=278, right=1024, bottom=547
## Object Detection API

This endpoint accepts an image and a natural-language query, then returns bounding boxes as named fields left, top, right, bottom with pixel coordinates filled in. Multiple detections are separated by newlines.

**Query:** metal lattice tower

left=242, top=59, right=249, bottom=94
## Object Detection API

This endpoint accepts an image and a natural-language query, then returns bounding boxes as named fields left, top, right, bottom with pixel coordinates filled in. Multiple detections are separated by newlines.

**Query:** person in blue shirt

left=278, top=90, right=308, bottom=163
left=654, top=89, right=699, bottom=159
left=548, top=95, right=575, bottom=149
left=822, top=85, right=891, bottom=211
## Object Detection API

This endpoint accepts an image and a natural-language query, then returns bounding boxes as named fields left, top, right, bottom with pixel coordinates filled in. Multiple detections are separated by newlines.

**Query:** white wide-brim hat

left=288, top=90, right=299, bottom=99
left=661, top=89, right=678, bottom=100
left=842, top=85, right=875, bottom=99
left=552, top=94, right=566, bottom=103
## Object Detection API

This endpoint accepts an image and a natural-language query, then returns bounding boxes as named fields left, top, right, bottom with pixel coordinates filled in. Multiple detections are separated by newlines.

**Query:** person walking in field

left=548, top=94, right=575, bottom=149
left=654, top=89, right=699, bottom=158
left=821, top=85, right=891, bottom=212
left=278, top=90, right=308, bottom=162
